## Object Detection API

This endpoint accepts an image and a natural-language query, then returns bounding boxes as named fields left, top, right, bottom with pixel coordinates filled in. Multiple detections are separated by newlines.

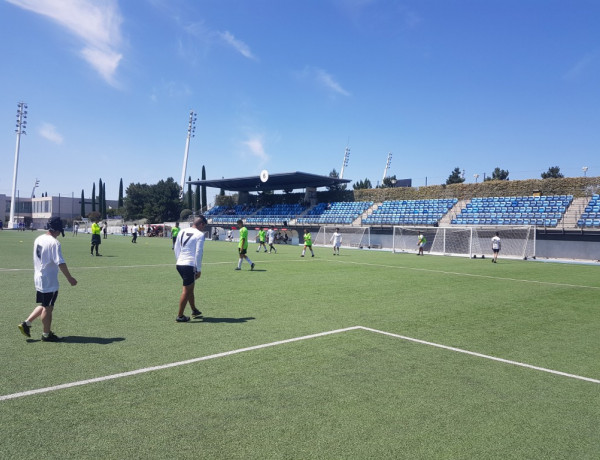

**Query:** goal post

left=393, top=225, right=536, bottom=259
left=314, top=226, right=371, bottom=249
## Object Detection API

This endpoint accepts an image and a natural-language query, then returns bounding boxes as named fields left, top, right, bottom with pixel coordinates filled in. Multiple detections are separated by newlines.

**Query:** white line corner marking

left=2, top=326, right=597, bottom=402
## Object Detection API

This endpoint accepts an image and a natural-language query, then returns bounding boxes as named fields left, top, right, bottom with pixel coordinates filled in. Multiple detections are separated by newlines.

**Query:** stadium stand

left=296, top=201, right=373, bottom=225
left=577, top=194, right=600, bottom=228
left=362, top=198, right=457, bottom=226
left=451, top=195, right=573, bottom=227
left=245, top=203, right=306, bottom=226
left=208, top=205, right=257, bottom=225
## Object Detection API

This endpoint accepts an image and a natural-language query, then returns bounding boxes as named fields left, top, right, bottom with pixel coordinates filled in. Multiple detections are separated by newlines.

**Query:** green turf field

left=1, top=229, right=599, bottom=459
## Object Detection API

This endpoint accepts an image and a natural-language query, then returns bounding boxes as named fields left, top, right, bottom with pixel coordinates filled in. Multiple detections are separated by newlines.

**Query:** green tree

left=118, top=178, right=124, bottom=208
left=194, top=182, right=201, bottom=214
left=327, top=168, right=346, bottom=191
left=91, top=182, right=96, bottom=211
left=125, top=178, right=181, bottom=222
left=446, top=167, right=465, bottom=185
left=353, top=178, right=373, bottom=190
left=541, top=166, right=564, bottom=179
left=201, top=166, right=207, bottom=212
left=187, top=176, right=193, bottom=210
left=102, top=182, right=107, bottom=219
left=99, top=178, right=104, bottom=219
left=80, top=189, right=85, bottom=218
left=382, top=175, right=398, bottom=188
left=485, top=167, right=509, bottom=181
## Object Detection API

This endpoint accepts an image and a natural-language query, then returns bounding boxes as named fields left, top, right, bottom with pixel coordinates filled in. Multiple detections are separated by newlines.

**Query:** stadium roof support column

left=238, top=191, right=250, bottom=205
left=304, top=187, right=317, bottom=207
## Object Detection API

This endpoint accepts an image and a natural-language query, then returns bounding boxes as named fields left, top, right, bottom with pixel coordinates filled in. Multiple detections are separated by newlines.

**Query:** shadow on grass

left=198, top=317, right=256, bottom=324
left=62, top=336, right=126, bottom=344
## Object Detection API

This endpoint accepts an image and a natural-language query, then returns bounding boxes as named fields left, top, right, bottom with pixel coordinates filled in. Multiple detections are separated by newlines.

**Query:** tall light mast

left=9, top=102, right=27, bottom=229
left=382, top=152, right=392, bottom=184
left=339, top=146, right=350, bottom=179
left=179, top=110, right=197, bottom=199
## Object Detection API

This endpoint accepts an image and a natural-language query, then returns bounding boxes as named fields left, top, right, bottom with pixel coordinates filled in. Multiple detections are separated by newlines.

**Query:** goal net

left=314, top=226, right=371, bottom=249
left=393, top=226, right=536, bottom=259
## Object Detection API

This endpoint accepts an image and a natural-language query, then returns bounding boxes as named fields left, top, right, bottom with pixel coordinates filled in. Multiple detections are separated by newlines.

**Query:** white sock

left=237, top=260, right=242, bottom=269
left=246, top=257, right=253, bottom=265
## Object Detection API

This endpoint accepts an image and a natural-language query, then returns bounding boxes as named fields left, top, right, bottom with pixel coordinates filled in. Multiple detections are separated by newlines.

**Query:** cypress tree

left=118, top=178, right=124, bottom=208
left=201, top=166, right=207, bottom=212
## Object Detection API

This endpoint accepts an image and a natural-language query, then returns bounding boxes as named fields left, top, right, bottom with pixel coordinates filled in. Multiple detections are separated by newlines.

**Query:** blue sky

left=1, top=0, right=598, bottom=204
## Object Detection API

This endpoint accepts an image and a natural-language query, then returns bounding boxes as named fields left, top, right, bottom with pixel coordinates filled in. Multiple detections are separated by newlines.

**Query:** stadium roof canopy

left=187, top=171, right=350, bottom=193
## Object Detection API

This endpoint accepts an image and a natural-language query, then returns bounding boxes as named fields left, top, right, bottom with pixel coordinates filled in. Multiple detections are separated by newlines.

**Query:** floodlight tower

left=9, top=102, right=27, bottom=229
left=382, top=152, right=392, bottom=184
left=339, top=146, right=350, bottom=179
left=179, top=110, right=197, bottom=199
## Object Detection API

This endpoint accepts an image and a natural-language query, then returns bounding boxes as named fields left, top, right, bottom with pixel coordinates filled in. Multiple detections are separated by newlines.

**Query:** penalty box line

left=2, top=325, right=598, bottom=402
left=0, top=326, right=361, bottom=402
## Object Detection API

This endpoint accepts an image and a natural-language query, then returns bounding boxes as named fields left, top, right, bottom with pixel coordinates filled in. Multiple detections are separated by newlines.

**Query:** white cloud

left=315, top=68, right=351, bottom=96
left=298, top=66, right=351, bottom=97
left=39, top=123, right=63, bottom=144
left=6, top=0, right=124, bottom=86
left=218, top=31, right=257, bottom=60
left=242, top=135, right=269, bottom=162
left=564, top=54, right=595, bottom=81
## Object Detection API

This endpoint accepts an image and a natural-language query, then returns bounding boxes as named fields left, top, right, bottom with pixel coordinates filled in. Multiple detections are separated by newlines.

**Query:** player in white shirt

left=491, top=232, right=501, bottom=263
left=174, top=216, right=207, bottom=322
left=330, top=228, right=342, bottom=255
left=18, top=216, right=77, bottom=342
left=267, top=226, right=277, bottom=253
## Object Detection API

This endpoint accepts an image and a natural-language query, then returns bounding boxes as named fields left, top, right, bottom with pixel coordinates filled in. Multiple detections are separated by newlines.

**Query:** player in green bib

left=171, top=222, right=180, bottom=250
left=236, top=219, right=255, bottom=270
left=301, top=228, right=314, bottom=257
left=257, top=228, right=267, bottom=252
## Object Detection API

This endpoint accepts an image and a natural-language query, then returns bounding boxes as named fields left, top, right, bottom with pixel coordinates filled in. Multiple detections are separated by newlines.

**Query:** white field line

left=0, top=327, right=361, bottom=402
left=3, top=258, right=599, bottom=290
left=332, top=259, right=600, bottom=290
left=2, top=325, right=598, bottom=402
left=358, top=326, right=600, bottom=384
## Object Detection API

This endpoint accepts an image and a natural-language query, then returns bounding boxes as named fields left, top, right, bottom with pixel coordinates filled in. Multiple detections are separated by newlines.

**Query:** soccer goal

left=393, top=226, right=536, bottom=259
left=314, top=226, right=371, bottom=249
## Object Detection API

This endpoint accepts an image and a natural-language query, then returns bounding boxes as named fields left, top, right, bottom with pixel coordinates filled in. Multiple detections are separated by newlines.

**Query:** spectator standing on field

left=131, top=223, right=138, bottom=243
left=171, top=222, right=180, bottom=250
left=235, top=219, right=255, bottom=271
left=91, top=220, right=102, bottom=256
left=267, top=226, right=277, bottom=253
left=18, top=217, right=77, bottom=342
left=72, top=222, right=79, bottom=236
left=331, top=228, right=342, bottom=255
left=103, top=221, right=108, bottom=239
left=301, top=229, right=315, bottom=257
left=417, top=232, right=426, bottom=256
left=174, top=217, right=207, bottom=322
left=491, top=232, right=501, bottom=263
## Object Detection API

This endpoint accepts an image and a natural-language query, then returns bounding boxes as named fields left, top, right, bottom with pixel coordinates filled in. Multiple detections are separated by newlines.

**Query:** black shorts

left=176, top=265, right=196, bottom=286
left=91, top=234, right=101, bottom=245
left=239, top=247, right=247, bottom=256
left=493, top=249, right=500, bottom=254
left=36, top=291, right=58, bottom=307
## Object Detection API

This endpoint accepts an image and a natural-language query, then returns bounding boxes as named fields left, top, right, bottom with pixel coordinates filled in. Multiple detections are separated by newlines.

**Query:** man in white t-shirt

left=18, top=216, right=77, bottom=342
left=174, top=216, right=207, bottom=322
left=491, top=232, right=501, bottom=263
left=267, top=226, right=277, bottom=253
left=331, top=228, right=342, bottom=255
